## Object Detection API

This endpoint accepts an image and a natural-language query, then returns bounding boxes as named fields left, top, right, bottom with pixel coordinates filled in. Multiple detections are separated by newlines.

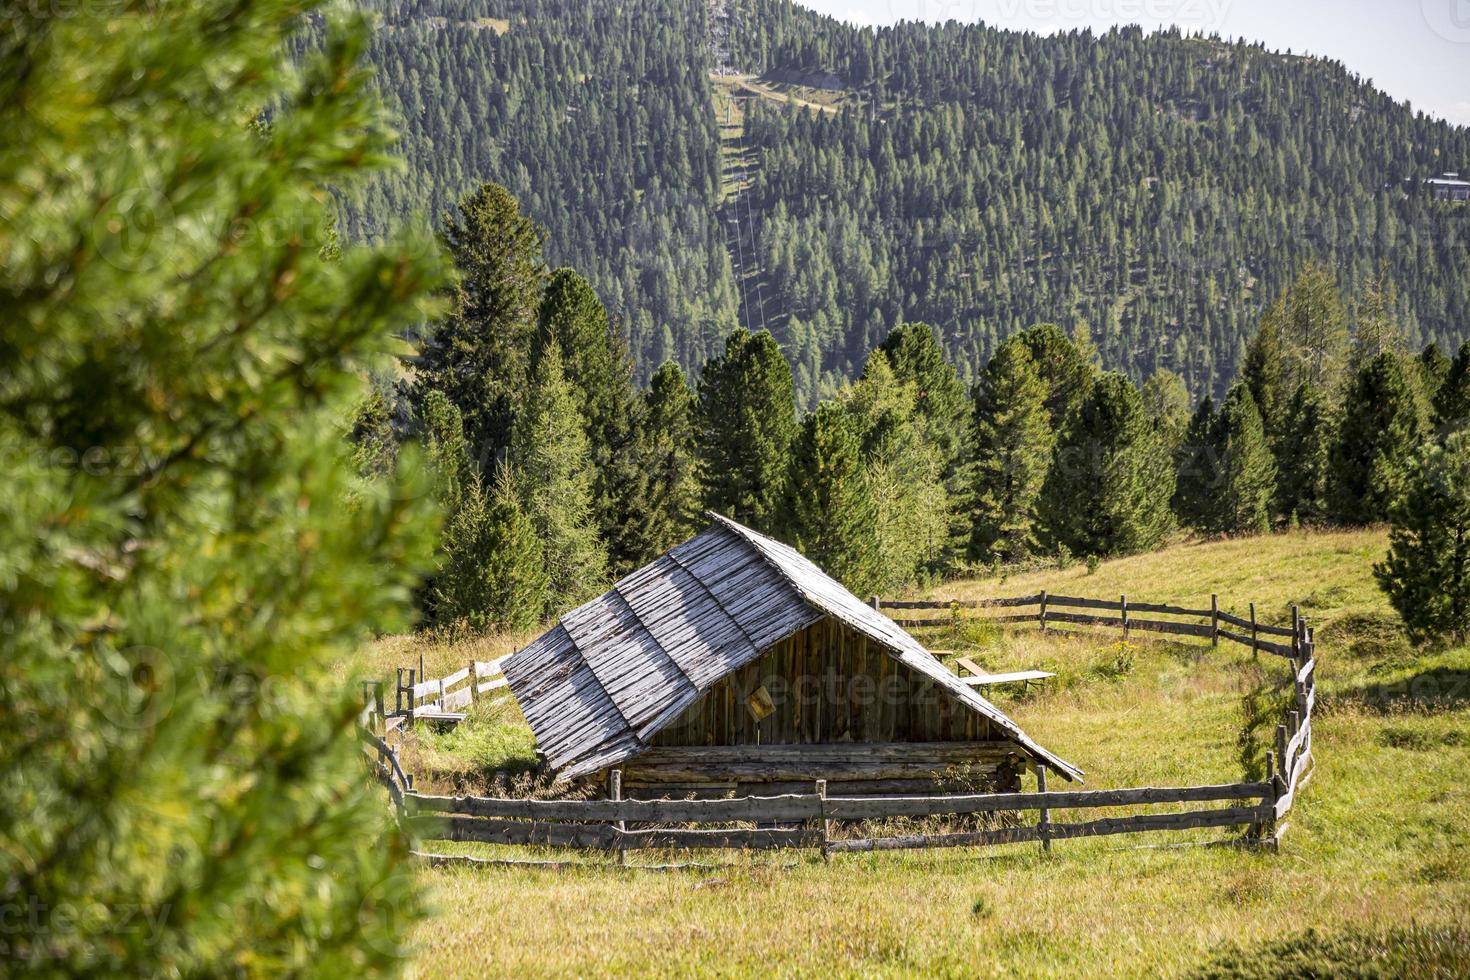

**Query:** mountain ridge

left=346, top=0, right=1470, bottom=401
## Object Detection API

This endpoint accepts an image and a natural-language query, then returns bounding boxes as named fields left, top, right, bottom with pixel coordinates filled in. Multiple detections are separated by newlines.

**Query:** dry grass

left=365, top=529, right=1470, bottom=977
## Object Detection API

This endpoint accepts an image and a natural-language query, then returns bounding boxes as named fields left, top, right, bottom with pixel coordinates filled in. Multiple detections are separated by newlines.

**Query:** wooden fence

left=359, top=593, right=1318, bottom=860
left=877, top=590, right=1300, bottom=658
left=377, top=652, right=514, bottom=729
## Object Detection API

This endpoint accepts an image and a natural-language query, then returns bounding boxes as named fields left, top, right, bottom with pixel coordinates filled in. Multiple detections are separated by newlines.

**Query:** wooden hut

left=503, top=514, right=1081, bottom=796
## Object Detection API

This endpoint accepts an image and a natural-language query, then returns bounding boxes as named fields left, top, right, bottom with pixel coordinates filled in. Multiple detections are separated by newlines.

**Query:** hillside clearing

left=363, top=529, right=1470, bottom=977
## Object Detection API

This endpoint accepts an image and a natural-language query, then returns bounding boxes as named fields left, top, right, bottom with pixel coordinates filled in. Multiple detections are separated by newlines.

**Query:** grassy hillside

left=363, top=529, right=1470, bottom=976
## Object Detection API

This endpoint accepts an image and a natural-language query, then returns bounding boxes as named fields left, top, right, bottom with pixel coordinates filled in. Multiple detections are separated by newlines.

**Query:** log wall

left=626, top=616, right=1019, bottom=794
left=651, top=616, right=997, bottom=747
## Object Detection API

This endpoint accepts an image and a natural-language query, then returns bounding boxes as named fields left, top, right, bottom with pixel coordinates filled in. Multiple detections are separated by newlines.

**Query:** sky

left=801, top=0, right=1470, bottom=127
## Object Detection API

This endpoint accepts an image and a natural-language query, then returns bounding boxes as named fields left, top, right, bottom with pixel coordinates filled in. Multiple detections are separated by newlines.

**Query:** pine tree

left=846, top=352, right=948, bottom=587
left=512, top=339, right=608, bottom=615
left=432, top=466, right=548, bottom=632
left=1349, top=262, right=1405, bottom=373
left=1016, top=323, right=1097, bottom=429
left=969, top=338, right=1053, bottom=560
left=1275, top=382, right=1335, bottom=524
left=1435, top=340, right=1470, bottom=431
left=349, top=386, right=400, bottom=479
left=1278, top=261, right=1350, bottom=395
left=877, top=322, right=969, bottom=469
left=419, top=389, right=473, bottom=513
left=1071, top=318, right=1101, bottom=369
left=535, top=267, right=651, bottom=574
left=1241, top=307, right=1287, bottom=441
left=416, top=181, right=546, bottom=469
left=696, top=328, right=798, bottom=532
left=1173, top=396, right=1223, bottom=529
left=780, top=403, right=881, bottom=595
left=1375, top=431, right=1470, bottom=644
left=1216, top=384, right=1277, bottom=534
left=1419, top=343, right=1451, bottom=408
left=643, top=362, right=703, bottom=554
left=534, top=267, right=632, bottom=467
left=1141, top=368, right=1192, bottom=454
left=1331, top=352, right=1431, bottom=524
left=0, top=2, right=445, bottom=971
left=1037, top=373, right=1176, bottom=557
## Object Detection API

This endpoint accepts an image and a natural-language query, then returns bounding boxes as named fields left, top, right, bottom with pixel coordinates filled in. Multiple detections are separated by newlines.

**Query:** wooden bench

left=955, top=657, right=1055, bottom=691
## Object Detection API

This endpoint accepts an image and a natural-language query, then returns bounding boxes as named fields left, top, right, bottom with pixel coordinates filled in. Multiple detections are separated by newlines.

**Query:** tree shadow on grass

left=1331, top=668, right=1470, bottom=714
left=1234, top=661, right=1292, bottom=782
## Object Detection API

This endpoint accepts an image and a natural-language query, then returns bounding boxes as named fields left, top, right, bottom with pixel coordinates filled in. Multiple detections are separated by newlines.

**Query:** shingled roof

left=503, top=514, right=1082, bottom=782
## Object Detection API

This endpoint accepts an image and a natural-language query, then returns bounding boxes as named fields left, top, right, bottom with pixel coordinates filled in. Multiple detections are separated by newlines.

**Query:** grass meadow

left=354, top=528, right=1470, bottom=977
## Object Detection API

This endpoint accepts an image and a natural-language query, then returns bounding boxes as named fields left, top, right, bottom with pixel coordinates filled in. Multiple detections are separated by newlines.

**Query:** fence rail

left=380, top=652, right=514, bottom=729
left=877, top=591, right=1307, bottom=660
left=360, top=593, right=1319, bottom=861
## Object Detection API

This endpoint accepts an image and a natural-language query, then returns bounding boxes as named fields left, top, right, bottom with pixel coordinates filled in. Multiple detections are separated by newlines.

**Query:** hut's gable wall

left=652, top=617, right=997, bottom=747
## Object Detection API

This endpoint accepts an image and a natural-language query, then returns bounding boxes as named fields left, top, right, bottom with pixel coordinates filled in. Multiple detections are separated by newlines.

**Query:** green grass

left=364, top=529, right=1470, bottom=977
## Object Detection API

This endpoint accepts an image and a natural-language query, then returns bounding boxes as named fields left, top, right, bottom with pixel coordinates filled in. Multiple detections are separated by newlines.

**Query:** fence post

left=1120, top=594, right=1129, bottom=640
left=1258, top=749, right=1278, bottom=841
left=1291, top=605, right=1301, bottom=658
left=609, top=769, right=626, bottom=866
left=394, top=668, right=404, bottom=716
left=405, top=668, right=416, bottom=729
left=467, top=660, right=478, bottom=705
left=871, top=595, right=880, bottom=612
left=1037, top=764, right=1052, bottom=852
left=1210, top=594, right=1220, bottom=647
left=1275, top=723, right=1288, bottom=788
left=1249, top=602, right=1258, bottom=658
left=1039, top=590, right=1048, bottom=632
left=1303, top=627, right=1316, bottom=711
left=816, top=779, right=830, bottom=863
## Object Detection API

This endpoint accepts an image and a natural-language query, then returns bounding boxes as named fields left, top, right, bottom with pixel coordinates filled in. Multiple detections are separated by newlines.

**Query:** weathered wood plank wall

left=650, top=616, right=995, bottom=748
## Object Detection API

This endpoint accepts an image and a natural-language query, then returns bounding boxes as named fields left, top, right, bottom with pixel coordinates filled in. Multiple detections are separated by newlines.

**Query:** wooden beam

left=1037, top=764, right=1052, bottom=852
left=830, top=806, right=1265, bottom=853
left=408, top=792, right=825, bottom=823
left=414, top=815, right=820, bottom=851
left=822, top=781, right=1271, bottom=819
left=816, top=779, right=829, bottom=863
left=1043, top=611, right=1127, bottom=630
left=609, top=769, right=625, bottom=866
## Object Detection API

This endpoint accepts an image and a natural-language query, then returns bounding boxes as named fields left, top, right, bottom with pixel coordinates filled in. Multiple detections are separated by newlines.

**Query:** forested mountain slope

left=349, top=0, right=1470, bottom=400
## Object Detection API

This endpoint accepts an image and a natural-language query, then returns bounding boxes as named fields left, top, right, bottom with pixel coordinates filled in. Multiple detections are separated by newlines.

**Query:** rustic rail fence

left=877, top=590, right=1299, bottom=658
left=372, top=652, right=514, bottom=731
left=359, top=593, right=1318, bottom=861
